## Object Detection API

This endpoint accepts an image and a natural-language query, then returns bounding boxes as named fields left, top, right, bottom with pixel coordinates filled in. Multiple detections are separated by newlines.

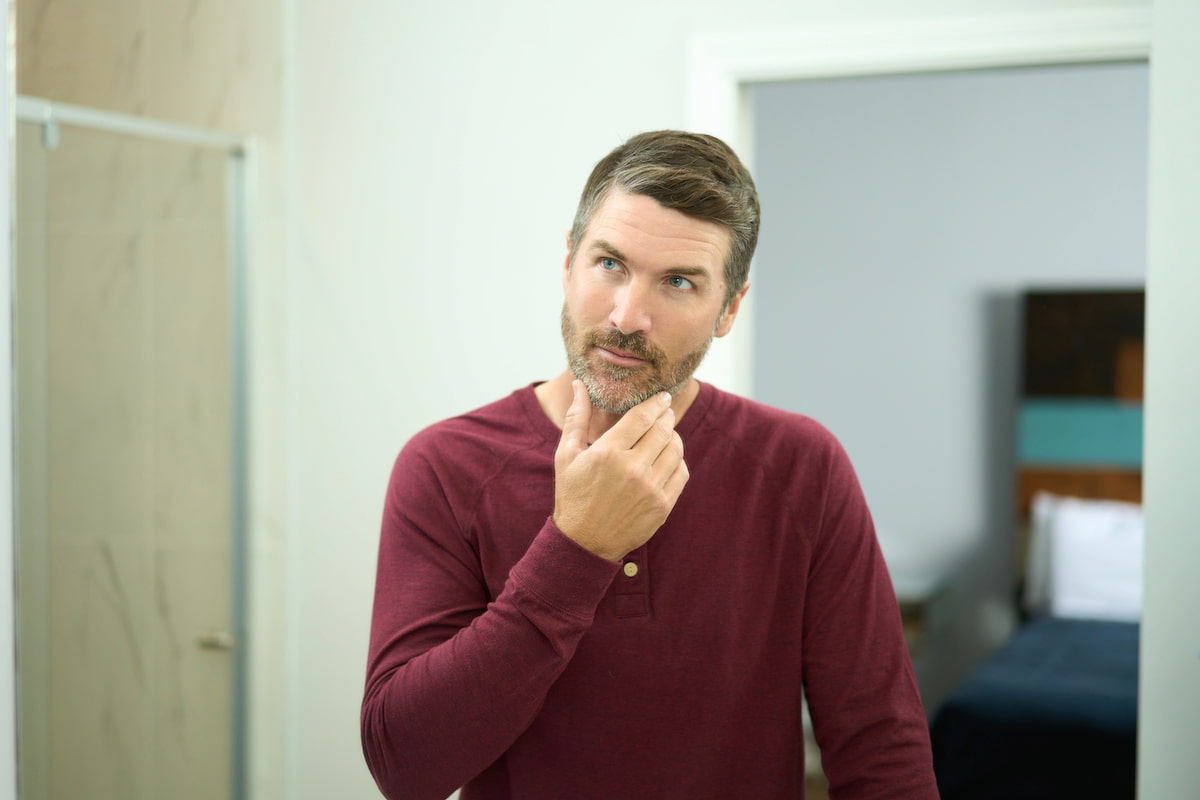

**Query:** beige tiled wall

left=17, top=0, right=281, bottom=134
left=15, top=2, right=285, bottom=797
left=17, top=119, right=236, bottom=799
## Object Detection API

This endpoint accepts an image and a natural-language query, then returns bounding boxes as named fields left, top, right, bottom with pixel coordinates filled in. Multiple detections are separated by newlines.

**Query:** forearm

left=804, top=555, right=938, bottom=798
left=805, top=617, right=938, bottom=799
left=362, top=522, right=618, bottom=800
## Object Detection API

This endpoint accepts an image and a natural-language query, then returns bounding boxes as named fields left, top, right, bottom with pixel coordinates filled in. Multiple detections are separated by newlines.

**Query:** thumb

left=556, top=380, right=592, bottom=464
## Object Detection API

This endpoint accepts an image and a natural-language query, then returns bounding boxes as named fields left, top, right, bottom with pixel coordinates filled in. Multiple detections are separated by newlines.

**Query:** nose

left=608, top=281, right=653, bottom=335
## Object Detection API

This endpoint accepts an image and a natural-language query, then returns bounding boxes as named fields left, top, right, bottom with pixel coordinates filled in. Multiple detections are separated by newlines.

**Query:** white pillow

left=1025, top=492, right=1144, bottom=621
left=1048, top=494, right=1143, bottom=622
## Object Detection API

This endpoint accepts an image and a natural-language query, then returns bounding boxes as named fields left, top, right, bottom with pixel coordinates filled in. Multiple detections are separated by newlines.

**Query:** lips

left=597, top=346, right=648, bottom=367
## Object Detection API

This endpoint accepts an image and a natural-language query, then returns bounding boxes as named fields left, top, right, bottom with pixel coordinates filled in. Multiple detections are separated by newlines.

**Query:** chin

left=578, top=376, right=650, bottom=414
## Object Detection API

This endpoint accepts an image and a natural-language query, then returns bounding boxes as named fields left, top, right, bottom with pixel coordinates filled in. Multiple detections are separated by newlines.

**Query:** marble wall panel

left=46, top=228, right=151, bottom=547
left=16, top=0, right=143, bottom=115
left=16, top=2, right=286, bottom=792
left=44, top=125, right=144, bottom=230
left=18, top=120, right=238, bottom=799
left=17, top=0, right=282, bottom=134
left=150, top=546, right=233, bottom=800
left=143, top=139, right=231, bottom=229
left=149, top=227, right=232, bottom=549
left=48, top=540, right=153, bottom=799
left=140, top=0, right=274, bottom=133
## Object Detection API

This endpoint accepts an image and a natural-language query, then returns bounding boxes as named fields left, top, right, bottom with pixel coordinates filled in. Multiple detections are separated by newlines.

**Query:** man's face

left=561, top=189, right=746, bottom=413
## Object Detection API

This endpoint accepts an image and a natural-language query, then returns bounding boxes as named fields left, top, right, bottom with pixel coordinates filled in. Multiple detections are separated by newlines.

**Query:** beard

left=560, top=303, right=713, bottom=414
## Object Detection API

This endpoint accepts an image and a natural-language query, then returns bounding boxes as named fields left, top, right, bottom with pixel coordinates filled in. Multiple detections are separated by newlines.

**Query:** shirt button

left=623, top=561, right=639, bottom=578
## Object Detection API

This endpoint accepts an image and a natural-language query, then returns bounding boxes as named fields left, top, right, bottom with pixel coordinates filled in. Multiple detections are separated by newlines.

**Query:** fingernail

left=659, top=392, right=672, bottom=405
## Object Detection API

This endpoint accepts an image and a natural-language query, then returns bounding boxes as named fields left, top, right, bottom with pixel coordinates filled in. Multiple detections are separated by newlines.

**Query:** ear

left=714, top=282, right=750, bottom=338
left=562, top=230, right=573, bottom=291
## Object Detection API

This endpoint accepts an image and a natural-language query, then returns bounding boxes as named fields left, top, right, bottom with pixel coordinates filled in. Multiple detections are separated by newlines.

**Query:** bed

left=930, top=289, right=1144, bottom=800
left=930, top=494, right=1143, bottom=800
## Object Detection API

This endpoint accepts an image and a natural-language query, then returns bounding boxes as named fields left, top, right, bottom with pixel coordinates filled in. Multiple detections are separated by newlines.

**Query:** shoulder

left=696, top=384, right=846, bottom=466
left=682, top=387, right=871, bottom=544
left=687, top=385, right=866, bottom=507
left=384, top=386, right=552, bottom=517
left=401, top=385, right=548, bottom=467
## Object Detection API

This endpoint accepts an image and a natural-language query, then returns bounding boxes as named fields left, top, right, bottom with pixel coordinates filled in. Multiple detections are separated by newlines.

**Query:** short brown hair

left=569, top=130, right=760, bottom=309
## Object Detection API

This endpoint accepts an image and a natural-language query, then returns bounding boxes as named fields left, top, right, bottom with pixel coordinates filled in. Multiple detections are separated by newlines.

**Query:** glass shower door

left=14, top=111, right=242, bottom=800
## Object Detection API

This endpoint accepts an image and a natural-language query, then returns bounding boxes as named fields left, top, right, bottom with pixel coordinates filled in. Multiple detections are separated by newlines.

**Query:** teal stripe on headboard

left=1017, top=399, right=1144, bottom=467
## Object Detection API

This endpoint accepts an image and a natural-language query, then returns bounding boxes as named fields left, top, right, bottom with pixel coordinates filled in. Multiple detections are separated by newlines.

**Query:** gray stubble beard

left=560, top=302, right=712, bottom=414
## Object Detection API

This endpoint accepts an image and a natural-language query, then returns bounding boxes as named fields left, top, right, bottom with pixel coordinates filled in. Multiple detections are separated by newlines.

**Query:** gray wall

left=750, top=61, right=1148, bottom=706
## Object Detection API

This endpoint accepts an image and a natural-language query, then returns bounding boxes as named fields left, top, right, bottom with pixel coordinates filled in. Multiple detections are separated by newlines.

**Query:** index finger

left=555, top=380, right=593, bottom=467
left=595, top=391, right=673, bottom=450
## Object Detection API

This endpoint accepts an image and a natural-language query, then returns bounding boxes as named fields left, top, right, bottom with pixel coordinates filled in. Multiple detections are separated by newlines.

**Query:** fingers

left=598, top=391, right=673, bottom=451
left=649, top=426, right=686, bottom=490
left=593, top=392, right=682, bottom=487
left=555, top=380, right=592, bottom=467
left=660, top=443, right=690, bottom=500
left=559, top=382, right=683, bottom=489
left=551, top=384, right=689, bottom=561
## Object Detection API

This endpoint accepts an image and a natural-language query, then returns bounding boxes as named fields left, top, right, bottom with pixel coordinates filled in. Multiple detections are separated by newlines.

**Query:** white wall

left=285, top=1, right=1153, bottom=797
left=1138, top=0, right=1200, bottom=795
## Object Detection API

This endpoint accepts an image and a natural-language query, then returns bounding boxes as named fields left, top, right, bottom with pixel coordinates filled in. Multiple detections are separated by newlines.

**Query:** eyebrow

left=588, top=238, right=715, bottom=280
left=589, top=239, right=630, bottom=264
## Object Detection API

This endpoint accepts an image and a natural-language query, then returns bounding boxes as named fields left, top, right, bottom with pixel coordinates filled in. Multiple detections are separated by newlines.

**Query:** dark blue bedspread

left=931, top=617, right=1139, bottom=800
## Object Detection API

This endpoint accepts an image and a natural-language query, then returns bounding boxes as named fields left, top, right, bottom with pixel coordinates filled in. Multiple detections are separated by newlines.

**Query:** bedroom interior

left=750, top=54, right=1148, bottom=715
left=749, top=56, right=1150, bottom=799
left=930, top=287, right=1145, bottom=799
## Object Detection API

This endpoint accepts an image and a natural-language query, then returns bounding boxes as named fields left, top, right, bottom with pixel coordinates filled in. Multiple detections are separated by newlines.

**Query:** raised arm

left=362, top=499, right=616, bottom=800
left=361, top=384, right=688, bottom=800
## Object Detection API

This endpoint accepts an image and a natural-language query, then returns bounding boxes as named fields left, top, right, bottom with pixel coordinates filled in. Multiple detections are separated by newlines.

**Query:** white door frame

left=687, top=7, right=1151, bottom=396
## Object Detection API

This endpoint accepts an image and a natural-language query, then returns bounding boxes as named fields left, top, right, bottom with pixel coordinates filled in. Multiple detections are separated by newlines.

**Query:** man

left=362, top=131, right=938, bottom=799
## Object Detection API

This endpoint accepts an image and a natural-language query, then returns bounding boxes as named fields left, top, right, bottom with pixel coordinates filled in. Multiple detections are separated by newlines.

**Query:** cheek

left=654, top=315, right=704, bottom=355
left=567, top=281, right=610, bottom=321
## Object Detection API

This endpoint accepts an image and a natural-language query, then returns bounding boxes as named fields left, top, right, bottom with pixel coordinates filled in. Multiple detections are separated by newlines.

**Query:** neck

left=535, top=369, right=700, bottom=441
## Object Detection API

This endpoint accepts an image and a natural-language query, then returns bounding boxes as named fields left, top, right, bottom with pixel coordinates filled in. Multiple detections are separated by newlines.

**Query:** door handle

left=196, top=630, right=237, bottom=651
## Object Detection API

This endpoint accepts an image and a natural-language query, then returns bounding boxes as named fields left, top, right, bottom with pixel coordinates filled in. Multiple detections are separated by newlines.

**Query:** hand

left=552, top=380, right=690, bottom=561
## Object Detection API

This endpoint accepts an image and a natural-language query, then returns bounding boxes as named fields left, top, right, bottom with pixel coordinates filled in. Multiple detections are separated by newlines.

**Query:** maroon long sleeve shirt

left=362, top=383, right=938, bottom=799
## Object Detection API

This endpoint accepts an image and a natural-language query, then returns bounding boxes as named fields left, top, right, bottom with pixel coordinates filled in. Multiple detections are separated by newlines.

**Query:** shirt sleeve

left=361, top=443, right=620, bottom=800
left=800, top=439, right=941, bottom=799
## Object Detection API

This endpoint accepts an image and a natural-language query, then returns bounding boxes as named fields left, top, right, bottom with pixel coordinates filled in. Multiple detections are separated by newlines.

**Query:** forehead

left=582, top=190, right=730, bottom=275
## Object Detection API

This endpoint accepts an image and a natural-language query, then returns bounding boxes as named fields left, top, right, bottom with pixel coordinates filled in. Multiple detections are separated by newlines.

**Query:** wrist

left=551, top=514, right=624, bottom=563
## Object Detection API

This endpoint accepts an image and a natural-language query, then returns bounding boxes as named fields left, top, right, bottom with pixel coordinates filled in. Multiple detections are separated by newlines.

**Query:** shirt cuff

left=507, top=518, right=621, bottom=620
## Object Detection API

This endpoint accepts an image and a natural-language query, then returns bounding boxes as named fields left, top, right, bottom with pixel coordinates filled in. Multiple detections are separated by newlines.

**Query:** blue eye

left=666, top=275, right=695, bottom=290
left=600, top=257, right=620, bottom=270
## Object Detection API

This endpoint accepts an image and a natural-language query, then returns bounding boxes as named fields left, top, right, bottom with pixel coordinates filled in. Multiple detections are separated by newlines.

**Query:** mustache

left=587, top=329, right=663, bottom=362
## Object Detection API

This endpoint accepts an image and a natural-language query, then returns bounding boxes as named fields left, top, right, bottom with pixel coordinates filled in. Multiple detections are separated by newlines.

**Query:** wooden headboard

left=1014, top=288, right=1145, bottom=584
